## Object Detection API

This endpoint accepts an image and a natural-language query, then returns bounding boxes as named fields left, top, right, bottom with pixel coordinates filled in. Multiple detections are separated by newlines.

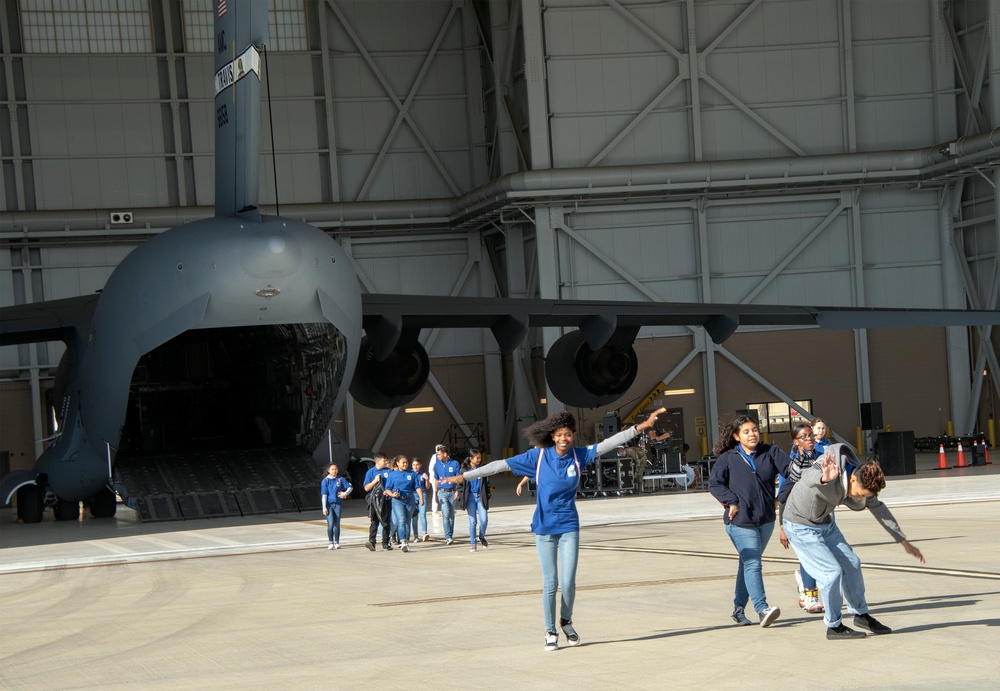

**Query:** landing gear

left=89, top=487, right=117, bottom=518
left=16, top=484, right=43, bottom=524
left=53, top=498, right=81, bottom=521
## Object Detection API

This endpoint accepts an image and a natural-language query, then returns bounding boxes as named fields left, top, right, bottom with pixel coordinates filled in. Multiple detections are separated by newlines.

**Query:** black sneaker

left=479, top=537, right=489, bottom=548
left=731, top=607, right=752, bottom=626
left=853, top=613, right=892, bottom=635
left=383, top=543, right=393, bottom=551
left=827, top=623, right=866, bottom=640
left=560, top=619, right=580, bottom=646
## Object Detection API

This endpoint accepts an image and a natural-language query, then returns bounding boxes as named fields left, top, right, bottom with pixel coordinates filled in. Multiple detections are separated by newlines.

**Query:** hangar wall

left=1, top=0, right=996, bottom=463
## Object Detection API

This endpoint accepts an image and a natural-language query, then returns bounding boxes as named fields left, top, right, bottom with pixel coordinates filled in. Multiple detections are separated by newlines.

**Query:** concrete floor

left=1, top=453, right=998, bottom=689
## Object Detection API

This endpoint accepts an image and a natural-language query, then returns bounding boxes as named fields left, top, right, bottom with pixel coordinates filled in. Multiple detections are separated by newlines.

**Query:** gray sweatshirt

left=782, top=443, right=906, bottom=543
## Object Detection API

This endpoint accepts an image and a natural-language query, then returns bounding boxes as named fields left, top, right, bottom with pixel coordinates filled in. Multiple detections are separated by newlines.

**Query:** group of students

left=325, top=406, right=924, bottom=650
left=708, top=414, right=925, bottom=639
left=318, top=446, right=493, bottom=554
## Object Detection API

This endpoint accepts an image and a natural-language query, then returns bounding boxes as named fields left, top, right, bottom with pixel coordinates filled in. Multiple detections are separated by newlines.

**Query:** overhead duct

left=5, top=129, right=1000, bottom=237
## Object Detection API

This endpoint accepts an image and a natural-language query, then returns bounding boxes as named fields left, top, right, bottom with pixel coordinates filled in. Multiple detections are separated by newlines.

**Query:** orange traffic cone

left=956, top=441, right=967, bottom=468
left=983, top=438, right=992, bottom=465
left=937, top=443, right=948, bottom=470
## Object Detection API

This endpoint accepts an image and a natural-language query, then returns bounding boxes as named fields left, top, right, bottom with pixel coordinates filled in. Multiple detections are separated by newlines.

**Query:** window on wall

left=183, top=0, right=307, bottom=53
left=745, top=401, right=813, bottom=436
left=22, top=0, right=152, bottom=53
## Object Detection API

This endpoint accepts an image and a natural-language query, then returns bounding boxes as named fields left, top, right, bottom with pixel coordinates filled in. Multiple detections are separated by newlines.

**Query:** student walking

left=709, top=414, right=792, bottom=629
left=443, top=407, right=667, bottom=650
left=458, top=449, right=491, bottom=551
left=320, top=463, right=352, bottom=549
left=782, top=444, right=924, bottom=639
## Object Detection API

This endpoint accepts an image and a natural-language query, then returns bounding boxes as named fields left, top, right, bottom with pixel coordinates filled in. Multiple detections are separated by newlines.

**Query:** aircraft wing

left=361, top=294, right=1000, bottom=354
left=0, top=294, right=99, bottom=347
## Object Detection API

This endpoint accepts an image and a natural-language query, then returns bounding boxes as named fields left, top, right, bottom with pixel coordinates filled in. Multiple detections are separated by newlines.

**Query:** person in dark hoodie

left=458, top=449, right=491, bottom=552
left=709, top=414, right=791, bottom=629
left=781, top=444, right=924, bottom=640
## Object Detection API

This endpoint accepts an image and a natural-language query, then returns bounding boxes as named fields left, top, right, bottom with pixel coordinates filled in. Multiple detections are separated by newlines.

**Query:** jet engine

left=349, top=333, right=430, bottom=409
left=544, top=329, right=638, bottom=408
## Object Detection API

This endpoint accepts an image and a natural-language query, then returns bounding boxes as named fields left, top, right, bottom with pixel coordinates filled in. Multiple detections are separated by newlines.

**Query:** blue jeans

left=799, top=563, right=817, bottom=590
left=725, top=522, right=775, bottom=614
left=411, top=497, right=427, bottom=538
left=391, top=496, right=416, bottom=543
left=535, top=531, right=580, bottom=634
left=466, top=492, right=488, bottom=546
left=325, top=503, right=342, bottom=544
left=439, top=489, right=456, bottom=540
left=783, top=519, right=868, bottom=628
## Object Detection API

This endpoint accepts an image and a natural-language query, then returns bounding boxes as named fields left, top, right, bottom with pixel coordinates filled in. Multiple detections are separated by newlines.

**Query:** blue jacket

left=709, top=443, right=791, bottom=527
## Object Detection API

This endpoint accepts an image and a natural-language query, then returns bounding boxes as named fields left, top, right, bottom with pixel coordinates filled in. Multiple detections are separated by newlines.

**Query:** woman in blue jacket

left=443, top=407, right=667, bottom=651
left=320, top=463, right=352, bottom=549
left=709, top=414, right=791, bottom=628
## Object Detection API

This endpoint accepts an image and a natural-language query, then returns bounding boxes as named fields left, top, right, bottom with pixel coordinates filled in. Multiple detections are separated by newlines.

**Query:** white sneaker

left=421, top=534, right=429, bottom=542
left=758, top=606, right=780, bottom=628
left=470, top=545, right=477, bottom=552
left=543, top=632, right=558, bottom=651
left=446, top=538, right=454, bottom=546
left=401, top=542, right=410, bottom=553
left=333, top=543, right=340, bottom=550
left=327, top=543, right=334, bottom=550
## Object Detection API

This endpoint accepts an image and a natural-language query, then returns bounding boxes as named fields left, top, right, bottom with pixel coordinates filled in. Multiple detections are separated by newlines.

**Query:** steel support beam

left=324, top=0, right=461, bottom=199
left=740, top=196, right=850, bottom=304
left=316, top=0, right=342, bottom=202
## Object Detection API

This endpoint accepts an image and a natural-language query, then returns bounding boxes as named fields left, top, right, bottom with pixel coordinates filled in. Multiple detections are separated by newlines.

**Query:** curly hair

left=713, top=414, right=757, bottom=455
left=524, top=411, right=577, bottom=447
left=855, top=459, right=886, bottom=496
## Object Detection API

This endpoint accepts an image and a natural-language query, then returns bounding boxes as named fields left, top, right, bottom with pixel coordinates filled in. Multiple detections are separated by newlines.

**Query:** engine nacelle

left=349, top=334, right=430, bottom=409
left=544, top=330, right=638, bottom=408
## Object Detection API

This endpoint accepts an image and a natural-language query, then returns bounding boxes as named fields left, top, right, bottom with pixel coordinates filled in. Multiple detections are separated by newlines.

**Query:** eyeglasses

left=794, top=435, right=813, bottom=441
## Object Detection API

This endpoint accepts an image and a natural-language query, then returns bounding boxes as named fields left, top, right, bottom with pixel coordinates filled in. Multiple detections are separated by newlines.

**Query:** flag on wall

left=218, top=0, right=227, bottom=18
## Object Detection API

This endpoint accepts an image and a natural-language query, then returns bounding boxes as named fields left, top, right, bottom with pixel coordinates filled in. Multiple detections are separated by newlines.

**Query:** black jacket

left=458, top=474, right=491, bottom=511
left=708, top=443, right=791, bottom=527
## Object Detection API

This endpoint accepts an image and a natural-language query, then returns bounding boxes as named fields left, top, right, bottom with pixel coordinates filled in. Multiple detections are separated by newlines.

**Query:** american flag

left=218, top=0, right=227, bottom=18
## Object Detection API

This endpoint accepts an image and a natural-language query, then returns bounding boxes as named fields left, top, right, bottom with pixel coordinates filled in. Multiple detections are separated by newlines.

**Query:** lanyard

left=736, top=446, right=757, bottom=472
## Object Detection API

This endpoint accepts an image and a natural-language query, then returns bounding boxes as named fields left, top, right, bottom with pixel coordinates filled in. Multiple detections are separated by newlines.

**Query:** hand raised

left=820, top=452, right=839, bottom=483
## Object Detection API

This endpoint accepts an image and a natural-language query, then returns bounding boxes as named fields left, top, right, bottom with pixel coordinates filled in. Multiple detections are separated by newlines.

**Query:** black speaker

left=860, top=402, right=883, bottom=430
left=602, top=412, right=620, bottom=438
left=877, top=431, right=916, bottom=476
left=662, top=452, right=683, bottom=474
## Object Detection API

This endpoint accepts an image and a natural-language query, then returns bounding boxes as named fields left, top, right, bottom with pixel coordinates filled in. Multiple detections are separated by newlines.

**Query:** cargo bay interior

left=1, top=0, right=997, bottom=520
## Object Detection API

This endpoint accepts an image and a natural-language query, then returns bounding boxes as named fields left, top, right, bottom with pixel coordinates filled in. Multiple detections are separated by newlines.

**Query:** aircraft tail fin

left=213, top=0, right=267, bottom=220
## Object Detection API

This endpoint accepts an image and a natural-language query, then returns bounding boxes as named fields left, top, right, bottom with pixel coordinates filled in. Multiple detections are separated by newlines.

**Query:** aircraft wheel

left=89, top=487, right=117, bottom=518
left=53, top=498, right=81, bottom=521
left=17, top=485, right=43, bottom=524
